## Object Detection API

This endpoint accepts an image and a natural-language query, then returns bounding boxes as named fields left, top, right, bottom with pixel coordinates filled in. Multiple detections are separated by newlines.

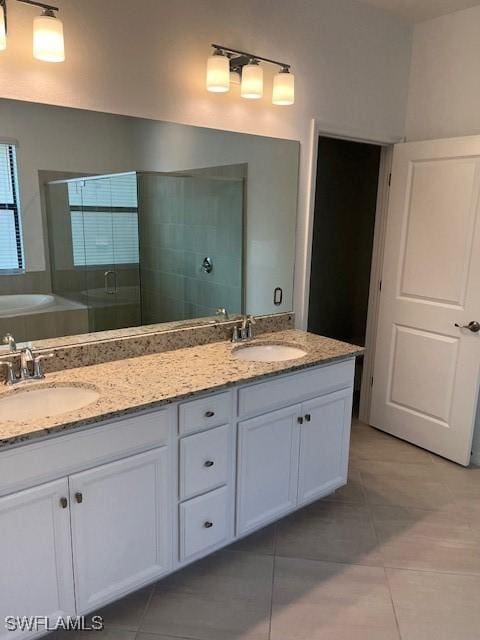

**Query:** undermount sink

left=0, top=385, right=100, bottom=422
left=232, top=343, right=307, bottom=362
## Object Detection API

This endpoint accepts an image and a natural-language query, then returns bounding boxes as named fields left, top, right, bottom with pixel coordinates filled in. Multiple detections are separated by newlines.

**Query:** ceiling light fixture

left=0, top=0, right=65, bottom=62
left=206, top=43, right=295, bottom=106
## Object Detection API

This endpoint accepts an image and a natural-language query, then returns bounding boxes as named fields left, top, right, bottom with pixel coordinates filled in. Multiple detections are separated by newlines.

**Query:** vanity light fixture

left=206, top=44, right=295, bottom=106
left=0, top=0, right=65, bottom=62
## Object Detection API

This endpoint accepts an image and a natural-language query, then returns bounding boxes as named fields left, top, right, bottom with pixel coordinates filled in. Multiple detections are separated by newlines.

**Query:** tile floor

left=51, top=420, right=480, bottom=640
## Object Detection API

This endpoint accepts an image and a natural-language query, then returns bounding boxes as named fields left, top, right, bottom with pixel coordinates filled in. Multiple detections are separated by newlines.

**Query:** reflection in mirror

left=0, top=98, right=299, bottom=346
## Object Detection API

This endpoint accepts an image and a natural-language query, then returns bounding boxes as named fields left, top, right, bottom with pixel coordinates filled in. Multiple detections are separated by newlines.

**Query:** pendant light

left=33, top=8, right=64, bottom=62
left=0, top=0, right=65, bottom=62
left=241, top=60, right=263, bottom=99
left=272, top=67, right=295, bottom=105
left=206, top=44, right=294, bottom=106
left=206, top=49, right=230, bottom=93
left=0, top=3, right=6, bottom=51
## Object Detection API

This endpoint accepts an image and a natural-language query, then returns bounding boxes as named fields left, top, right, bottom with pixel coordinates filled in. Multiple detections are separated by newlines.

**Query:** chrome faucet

left=2, top=333, right=16, bottom=353
left=215, top=307, right=229, bottom=322
left=20, top=347, right=34, bottom=381
left=232, top=315, right=256, bottom=343
left=0, top=348, right=54, bottom=386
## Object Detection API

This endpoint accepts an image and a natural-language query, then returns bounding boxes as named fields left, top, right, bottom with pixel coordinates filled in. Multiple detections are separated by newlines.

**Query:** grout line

left=134, top=584, right=156, bottom=639
left=384, top=567, right=403, bottom=640
left=268, top=530, right=277, bottom=640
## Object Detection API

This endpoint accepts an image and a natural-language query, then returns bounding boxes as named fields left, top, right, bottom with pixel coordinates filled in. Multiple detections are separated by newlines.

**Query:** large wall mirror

left=0, top=98, right=299, bottom=345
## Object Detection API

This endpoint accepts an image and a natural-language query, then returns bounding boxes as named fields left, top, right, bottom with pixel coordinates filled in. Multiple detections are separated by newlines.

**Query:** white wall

left=406, top=4, right=480, bottom=141
left=0, top=100, right=135, bottom=271
left=0, top=0, right=413, bottom=325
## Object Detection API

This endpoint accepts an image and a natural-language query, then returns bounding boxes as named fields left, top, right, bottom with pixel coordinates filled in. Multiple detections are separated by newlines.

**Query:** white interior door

left=370, top=136, right=480, bottom=466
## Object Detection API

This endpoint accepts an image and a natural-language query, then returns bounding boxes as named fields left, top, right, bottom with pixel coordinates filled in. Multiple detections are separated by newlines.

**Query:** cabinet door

left=298, top=388, right=353, bottom=506
left=0, top=478, right=75, bottom=640
left=237, top=405, right=300, bottom=535
left=70, top=447, right=173, bottom=614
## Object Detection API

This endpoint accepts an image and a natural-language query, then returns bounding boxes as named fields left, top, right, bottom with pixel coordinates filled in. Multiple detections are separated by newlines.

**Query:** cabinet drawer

left=180, top=424, right=231, bottom=500
left=238, top=359, right=355, bottom=417
left=0, top=407, right=174, bottom=497
left=179, top=391, right=233, bottom=435
left=179, top=486, right=230, bottom=562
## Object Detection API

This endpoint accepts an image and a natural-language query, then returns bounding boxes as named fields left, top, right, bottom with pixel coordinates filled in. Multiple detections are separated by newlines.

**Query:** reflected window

left=68, top=173, right=139, bottom=266
left=0, top=143, right=23, bottom=270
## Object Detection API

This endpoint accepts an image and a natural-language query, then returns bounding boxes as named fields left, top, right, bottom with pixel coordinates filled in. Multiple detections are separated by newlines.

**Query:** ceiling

left=356, top=0, right=480, bottom=22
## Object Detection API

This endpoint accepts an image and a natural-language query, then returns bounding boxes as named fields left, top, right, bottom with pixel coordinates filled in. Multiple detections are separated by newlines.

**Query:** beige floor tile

left=93, top=585, right=153, bottom=630
left=387, top=568, right=480, bottom=637
left=228, top=525, right=276, bottom=555
left=155, top=550, right=273, bottom=604
left=361, top=472, right=455, bottom=510
left=350, top=424, right=431, bottom=463
left=355, top=459, right=435, bottom=481
left=271, top=557, right=398, bottom=639
left=140, top=591, right=270, bottom=640
left=324, top=466, right=366, bottom=504
left=275, top=501, right=382, bottom=566
left=430, top=455, right=480, bottom=498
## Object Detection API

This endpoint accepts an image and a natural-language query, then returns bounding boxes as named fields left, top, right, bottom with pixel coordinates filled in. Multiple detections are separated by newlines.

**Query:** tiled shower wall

left=139, top=174, right=243, bottom=324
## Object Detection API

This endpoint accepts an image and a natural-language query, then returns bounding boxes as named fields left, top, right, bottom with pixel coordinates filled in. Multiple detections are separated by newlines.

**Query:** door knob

left=455, top=321, right=480, bottom=333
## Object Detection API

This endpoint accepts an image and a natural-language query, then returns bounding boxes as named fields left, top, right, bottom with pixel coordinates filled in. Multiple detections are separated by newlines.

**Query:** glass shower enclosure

left=45, top=170, right=244, bottom=335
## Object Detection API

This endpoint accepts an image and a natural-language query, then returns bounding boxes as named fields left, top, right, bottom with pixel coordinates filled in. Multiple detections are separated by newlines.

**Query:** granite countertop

left=0, top=330, right=364, bottom=448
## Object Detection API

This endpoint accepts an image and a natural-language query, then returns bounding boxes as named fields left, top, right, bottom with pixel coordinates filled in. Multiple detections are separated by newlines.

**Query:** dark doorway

left=308, top=136, right=381, bottom=413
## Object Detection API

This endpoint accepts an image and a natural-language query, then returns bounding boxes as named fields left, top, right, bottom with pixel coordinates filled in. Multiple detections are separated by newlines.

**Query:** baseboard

left=471, top=450, right=480, bottom=466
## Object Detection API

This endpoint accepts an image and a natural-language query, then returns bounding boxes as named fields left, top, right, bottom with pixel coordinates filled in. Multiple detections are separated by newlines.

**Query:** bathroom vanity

left=0, top=330, right=361, bottom=639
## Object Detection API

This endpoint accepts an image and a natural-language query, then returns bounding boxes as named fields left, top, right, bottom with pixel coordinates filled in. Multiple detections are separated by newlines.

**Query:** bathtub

left=0, top=293, right=86, bottom=318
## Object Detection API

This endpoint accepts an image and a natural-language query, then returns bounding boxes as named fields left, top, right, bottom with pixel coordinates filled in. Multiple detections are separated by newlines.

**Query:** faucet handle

left=33, top=352, right=55, bottom=379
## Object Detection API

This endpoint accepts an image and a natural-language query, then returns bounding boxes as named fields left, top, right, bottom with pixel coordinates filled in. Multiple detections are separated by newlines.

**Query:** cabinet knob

left=297, top=416, right=304, bottom=424
left=204, top=460, right=215, bottom=467
left=75, top=492, right=83, bottom=504
left=60, top=497, right=68, bottom=509
left=204, top=521, right=214, bottom=528
left=305, top=414, right=311, bottom=422
left=205, top=410, right=215, bottom=418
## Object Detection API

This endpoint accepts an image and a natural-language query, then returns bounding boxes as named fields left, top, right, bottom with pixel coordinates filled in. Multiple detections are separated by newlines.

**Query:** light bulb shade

left=33, top=13, right=65, bottom=62
left=241, top=63, right=263, bottom=99
left=206, top=54, right=230, bottom=93
left=272, top=70, right=295, bottom=105
left=0, top=5, right=6, bottom=51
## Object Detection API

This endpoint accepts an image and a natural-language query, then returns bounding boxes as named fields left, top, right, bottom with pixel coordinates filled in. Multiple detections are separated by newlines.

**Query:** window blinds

left=68, top=173, right=139, bottom=266
left=0, top=144, right=23, bottom=270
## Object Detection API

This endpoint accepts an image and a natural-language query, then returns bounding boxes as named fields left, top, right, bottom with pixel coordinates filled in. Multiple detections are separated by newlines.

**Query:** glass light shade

left=0, top=5, right=6, bottom=51
left=272, top=71, right=295, bottom=105
left=206, top=54, right=230, bottom=93
left=33, top=13, right=65, bottom=62
left=241, top=64, right=263, bottom=99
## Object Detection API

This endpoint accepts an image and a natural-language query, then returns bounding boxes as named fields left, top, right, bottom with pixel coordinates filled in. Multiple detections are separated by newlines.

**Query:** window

left=68, top=173, right=139, bottom=266
left=0, top=144, right=23, bottom=270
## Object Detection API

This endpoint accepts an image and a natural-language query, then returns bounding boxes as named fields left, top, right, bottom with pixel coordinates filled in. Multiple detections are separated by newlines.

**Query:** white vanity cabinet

left=236, top=363, right=354, bottom=535
left=69, top=447, right=173, bottom=614
left=0, top=479, right=75, bottom=640
left=0, top=357, right=355, bottom=638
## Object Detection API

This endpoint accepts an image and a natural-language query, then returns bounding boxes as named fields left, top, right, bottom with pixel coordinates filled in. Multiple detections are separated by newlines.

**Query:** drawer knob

left=205, top=410, right=215, bottom=418
left=60, top=497, right=68, bottom=509
left=204, top=460, right=215, bottom=467
left=204, top=521, right=214, bottom=528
